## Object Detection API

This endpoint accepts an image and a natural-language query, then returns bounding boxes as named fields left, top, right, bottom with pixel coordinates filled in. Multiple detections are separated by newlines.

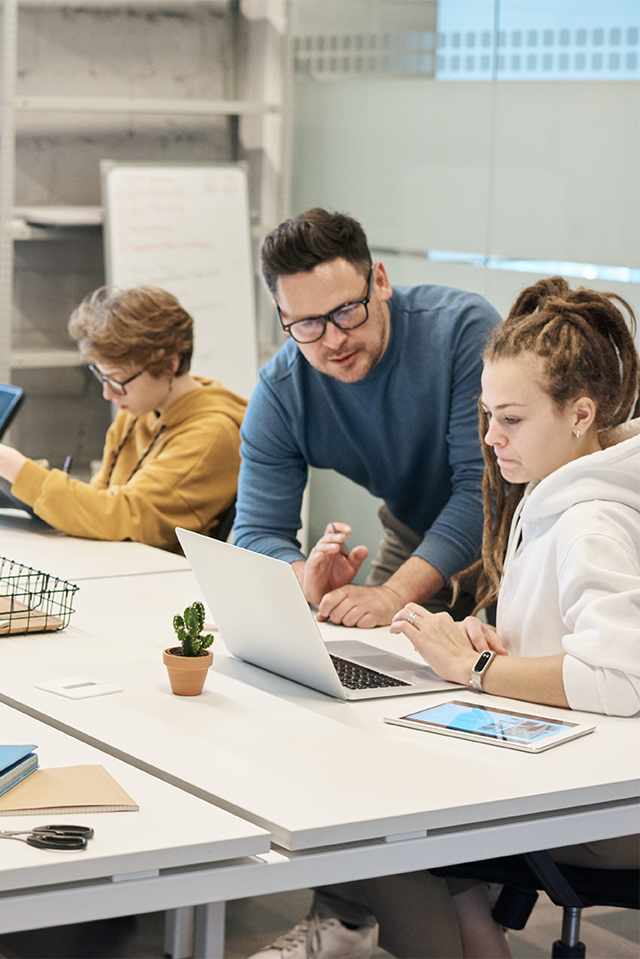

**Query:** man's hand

left=317, top=581, right=405, bottom=628
left=301, top=522, right=368, bottom=605
left=308, top=552, right=448, bottom=629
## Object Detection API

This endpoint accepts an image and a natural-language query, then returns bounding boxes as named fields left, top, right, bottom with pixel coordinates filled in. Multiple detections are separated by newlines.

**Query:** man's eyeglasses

left=88, top=364, right=143, bottom=396
left=277, top=269, right=373, bottom=344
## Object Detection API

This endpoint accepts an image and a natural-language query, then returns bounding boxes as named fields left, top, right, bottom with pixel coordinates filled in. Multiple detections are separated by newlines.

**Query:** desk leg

left=165, top=906, right=194, bottom=958
left=194, top=901, right=226, bottom=959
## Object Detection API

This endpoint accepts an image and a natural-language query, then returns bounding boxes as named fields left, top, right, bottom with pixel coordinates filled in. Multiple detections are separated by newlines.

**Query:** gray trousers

left=365, top=504, right=477, bottom=619
left=314, top=873, right=470, bottom=958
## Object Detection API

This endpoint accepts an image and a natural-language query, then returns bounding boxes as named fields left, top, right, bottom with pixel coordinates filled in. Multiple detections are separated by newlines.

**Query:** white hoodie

left=496, top=419, right=640, bottom=717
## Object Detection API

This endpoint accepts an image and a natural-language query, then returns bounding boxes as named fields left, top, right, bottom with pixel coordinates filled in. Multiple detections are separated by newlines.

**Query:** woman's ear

left=572, top=395, right=597, bottom=435
left=167, top=355, right=180, bottom=377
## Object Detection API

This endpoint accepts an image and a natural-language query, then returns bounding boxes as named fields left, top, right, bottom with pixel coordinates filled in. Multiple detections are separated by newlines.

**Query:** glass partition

left=291, top=0, right=639, bottom=568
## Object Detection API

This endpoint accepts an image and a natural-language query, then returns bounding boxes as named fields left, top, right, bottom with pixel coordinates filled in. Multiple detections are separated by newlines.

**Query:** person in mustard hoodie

left=0, top=286, right=247, bottom=553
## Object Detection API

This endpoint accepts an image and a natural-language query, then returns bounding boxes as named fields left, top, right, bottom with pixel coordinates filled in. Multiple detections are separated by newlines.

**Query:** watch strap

left=469, top=649, right=497, bottom=691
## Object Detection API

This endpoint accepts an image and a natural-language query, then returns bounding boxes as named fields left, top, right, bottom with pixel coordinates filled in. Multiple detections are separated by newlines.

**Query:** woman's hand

left=459, top=616, right=508, bottom=655
left=0, top=444, right=28, bottom=484
left=389, top=606, right=507, bottom=685
left=390, top=605, right=570, bottom=708
left=389, top=605, right=477, bottom=684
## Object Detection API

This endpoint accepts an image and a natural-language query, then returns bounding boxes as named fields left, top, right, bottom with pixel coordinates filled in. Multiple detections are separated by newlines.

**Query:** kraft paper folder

left=0, top=764, right=138, bottom=815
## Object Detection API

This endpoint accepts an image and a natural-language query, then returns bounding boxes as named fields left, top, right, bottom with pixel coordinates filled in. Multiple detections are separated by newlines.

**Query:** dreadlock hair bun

left=488, top=275, right=639, bottom=429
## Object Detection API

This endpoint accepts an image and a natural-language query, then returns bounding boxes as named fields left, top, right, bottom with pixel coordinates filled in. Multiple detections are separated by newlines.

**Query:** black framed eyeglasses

left=277, top=269, right=373, bottom=344
left=88, top=364, right=143, bottom=396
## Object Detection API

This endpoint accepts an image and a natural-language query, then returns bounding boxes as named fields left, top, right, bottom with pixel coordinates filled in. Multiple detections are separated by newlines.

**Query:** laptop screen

left=0, top=384, right=24, bottom=441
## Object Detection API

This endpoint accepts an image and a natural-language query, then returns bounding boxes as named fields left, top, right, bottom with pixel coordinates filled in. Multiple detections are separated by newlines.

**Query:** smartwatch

left=469, top=650, right=497, bottom=691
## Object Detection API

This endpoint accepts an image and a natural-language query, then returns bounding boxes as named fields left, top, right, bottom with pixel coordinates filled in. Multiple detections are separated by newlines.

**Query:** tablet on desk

left=0, top=384, right=24, bottom=441
left=384, top=700, right=596, bottom=753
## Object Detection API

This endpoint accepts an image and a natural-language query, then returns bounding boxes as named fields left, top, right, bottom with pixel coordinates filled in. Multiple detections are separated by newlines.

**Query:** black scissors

left=0, top=824, right=94, bottom=850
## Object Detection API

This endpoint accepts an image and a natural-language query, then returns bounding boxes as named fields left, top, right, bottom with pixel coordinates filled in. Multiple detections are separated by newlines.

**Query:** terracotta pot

left=163, top=646, right=213, bottom=696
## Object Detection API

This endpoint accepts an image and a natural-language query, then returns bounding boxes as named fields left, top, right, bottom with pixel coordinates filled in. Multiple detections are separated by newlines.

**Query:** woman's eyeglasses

left=88, top=365, right=143, bottom=396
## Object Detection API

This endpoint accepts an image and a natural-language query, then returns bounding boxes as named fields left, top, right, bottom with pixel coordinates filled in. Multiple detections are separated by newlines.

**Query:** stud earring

left=574, top=429, right=581, bottom=439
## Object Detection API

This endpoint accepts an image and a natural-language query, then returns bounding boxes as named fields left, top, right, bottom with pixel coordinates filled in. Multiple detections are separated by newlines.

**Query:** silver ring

left=407, top=611, right=416, bottom=626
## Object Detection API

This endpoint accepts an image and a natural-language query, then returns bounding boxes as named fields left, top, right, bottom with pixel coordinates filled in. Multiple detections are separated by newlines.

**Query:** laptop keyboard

left=330, top=654, right=411, bottom=690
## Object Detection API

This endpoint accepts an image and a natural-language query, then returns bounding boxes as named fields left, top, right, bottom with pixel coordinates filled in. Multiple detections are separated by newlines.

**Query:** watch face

left=474, top=651, right=492, bottom=672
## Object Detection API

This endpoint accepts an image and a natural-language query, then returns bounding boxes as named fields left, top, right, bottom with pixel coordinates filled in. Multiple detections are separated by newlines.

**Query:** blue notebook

left=0, top=744, right=39, bottom=797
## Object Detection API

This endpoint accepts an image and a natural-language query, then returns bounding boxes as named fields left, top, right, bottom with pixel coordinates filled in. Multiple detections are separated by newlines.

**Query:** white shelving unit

left=0, top=0, right=293, bottom=386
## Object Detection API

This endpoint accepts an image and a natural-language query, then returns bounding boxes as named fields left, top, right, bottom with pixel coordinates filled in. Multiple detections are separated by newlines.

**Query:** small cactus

left=172, top=601, right=214, bottom=657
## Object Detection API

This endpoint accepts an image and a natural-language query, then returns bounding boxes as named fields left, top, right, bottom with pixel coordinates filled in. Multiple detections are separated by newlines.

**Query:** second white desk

left=0, top=702, right=270, bottom=957
left=1, top=570, right=637, bottom=868
left=0, top=510, right=190, bottom=581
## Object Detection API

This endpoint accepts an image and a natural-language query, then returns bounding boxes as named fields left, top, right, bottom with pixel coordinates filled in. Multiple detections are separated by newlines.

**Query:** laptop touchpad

left=326, top=639, right=433, bottom=675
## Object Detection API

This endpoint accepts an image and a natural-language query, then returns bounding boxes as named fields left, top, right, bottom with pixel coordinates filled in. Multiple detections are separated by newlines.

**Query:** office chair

left=210, top=498, right=236, bottom=542
left=432, top=850, right=639, bottom=958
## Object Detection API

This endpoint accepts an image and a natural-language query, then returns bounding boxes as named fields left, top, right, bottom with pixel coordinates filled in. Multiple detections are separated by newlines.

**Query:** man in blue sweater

left=235, top=208, right=500, bottom=631
left=240, top=214, right=501, bottom=959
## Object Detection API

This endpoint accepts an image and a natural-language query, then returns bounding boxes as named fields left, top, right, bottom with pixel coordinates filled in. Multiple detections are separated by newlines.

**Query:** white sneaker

left=247, top=915, right=378, bottom=959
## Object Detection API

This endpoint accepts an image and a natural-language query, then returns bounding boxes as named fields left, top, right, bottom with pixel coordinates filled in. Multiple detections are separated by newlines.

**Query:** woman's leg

left=451, top=885, right=512, bottom=959
left=549, top=834, right=639, bottom=869
left=312, top=871, right=510, bottom=959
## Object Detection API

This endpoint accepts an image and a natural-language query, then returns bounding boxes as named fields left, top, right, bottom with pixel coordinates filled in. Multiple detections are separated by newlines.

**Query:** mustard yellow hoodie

left=12, top=377, right=247, bottom=553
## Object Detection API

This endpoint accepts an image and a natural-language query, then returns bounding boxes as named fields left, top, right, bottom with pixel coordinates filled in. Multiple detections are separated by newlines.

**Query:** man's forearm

left=291, top=559, right=305, bottom=588
left=384, top=555, right=446, bottom=606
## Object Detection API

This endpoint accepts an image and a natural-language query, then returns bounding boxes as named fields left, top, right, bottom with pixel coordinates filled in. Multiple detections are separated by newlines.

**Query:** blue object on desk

left=0, top=744, right=39, bottom=796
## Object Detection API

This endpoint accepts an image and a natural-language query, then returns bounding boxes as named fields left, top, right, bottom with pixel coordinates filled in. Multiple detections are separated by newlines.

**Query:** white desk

left=0, top=703, right=270, bottom=957
left=70, top=569, right=210, bottom=648
left=0, top=510, right=190, bottom=581
left=0, top=572, right=637, bottom=870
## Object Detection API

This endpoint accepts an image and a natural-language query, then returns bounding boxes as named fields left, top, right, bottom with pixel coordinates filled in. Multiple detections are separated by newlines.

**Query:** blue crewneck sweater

left=235, top=284, right=500, bottom=580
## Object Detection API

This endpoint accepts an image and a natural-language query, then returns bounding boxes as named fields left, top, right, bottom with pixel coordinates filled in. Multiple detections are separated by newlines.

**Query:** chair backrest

left=210, top=499, right=236, bottom=542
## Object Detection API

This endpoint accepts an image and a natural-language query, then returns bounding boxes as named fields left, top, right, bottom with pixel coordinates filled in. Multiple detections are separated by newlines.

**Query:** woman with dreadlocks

left=391, top=277, right=640, bottom=868
left=391, top=275, right=639, bottom=716
left=0, top=286, right=247, bottom=552
left=389, top=275, right=639, bottom=957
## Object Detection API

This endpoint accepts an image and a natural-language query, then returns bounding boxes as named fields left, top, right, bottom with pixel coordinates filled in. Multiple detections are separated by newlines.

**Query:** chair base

left=552, top=939, right=586, bottom=958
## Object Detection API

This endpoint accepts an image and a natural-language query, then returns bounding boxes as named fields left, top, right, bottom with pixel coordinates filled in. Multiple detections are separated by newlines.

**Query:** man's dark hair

left=261, top=208, right=372, bottom=296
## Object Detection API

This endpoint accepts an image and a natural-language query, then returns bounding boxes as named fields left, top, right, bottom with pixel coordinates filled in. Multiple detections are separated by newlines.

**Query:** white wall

left=10, top=6, right=234, bottom=465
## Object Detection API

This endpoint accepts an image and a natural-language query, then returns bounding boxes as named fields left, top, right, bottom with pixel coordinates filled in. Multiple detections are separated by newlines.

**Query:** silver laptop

left=177, top=528, right=460, bottom=701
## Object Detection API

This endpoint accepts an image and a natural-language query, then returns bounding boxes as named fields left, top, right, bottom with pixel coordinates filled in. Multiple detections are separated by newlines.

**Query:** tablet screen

left=403, top=700, right=578, bottom=745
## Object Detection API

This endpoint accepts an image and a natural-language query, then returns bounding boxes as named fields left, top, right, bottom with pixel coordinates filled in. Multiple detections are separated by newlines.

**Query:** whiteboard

left=101, top=162, right=258, bottom=399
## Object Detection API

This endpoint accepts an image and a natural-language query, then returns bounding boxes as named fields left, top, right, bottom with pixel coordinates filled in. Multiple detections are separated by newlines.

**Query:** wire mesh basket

left=0, top=556, right=79, bottom=635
